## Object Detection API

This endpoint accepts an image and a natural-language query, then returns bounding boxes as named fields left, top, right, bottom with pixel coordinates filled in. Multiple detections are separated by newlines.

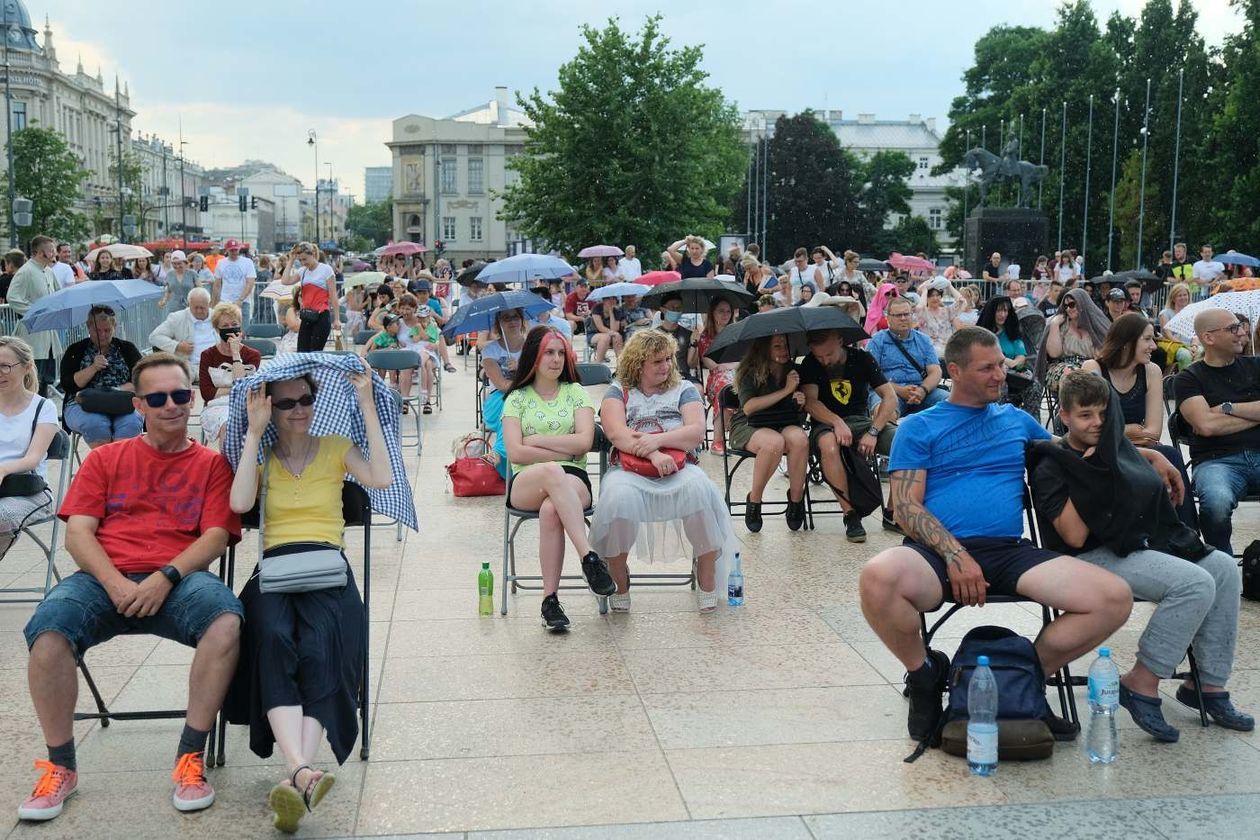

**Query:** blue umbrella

left=441, top=290, right=555, bottom=340
left=586, top=282, right=649, bottom=301
left=20, top=279, right=165, bottom=332
left=475, top=253, right=576, bottom=285
left=1218, top=251, right=1260, bottom=268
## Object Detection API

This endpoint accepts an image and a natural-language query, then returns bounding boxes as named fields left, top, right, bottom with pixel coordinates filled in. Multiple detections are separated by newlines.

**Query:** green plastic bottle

left=478, top=562, right=494, bottom=616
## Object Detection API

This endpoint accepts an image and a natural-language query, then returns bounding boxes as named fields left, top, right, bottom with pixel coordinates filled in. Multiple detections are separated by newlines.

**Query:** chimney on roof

left=926, top=117, right=937, bottom=132
left=495, top=86, right=509, bottom=127
left=857, top=113, right=875, bottom=124
left=909, top=113, right=921, bottom=123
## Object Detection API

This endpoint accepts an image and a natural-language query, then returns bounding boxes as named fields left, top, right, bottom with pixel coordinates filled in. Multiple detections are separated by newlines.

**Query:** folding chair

left=366, top=349, right=423, bottom=455
left=576, top=362, right=612, bottom=388
left=501, top=430, right=610, bottom=616
left=354, top=329, right=377, bottom=347
left=716, top=385, right=816, bottom=529
left=243, top=338, right=277, bottom=363
left=0, top=429, right=71, bottom=603
left=74, top=551, right=233, bottom=767
left=231, top=481, right=375, bottom=761
left=246, top=323, right=285, bottom=340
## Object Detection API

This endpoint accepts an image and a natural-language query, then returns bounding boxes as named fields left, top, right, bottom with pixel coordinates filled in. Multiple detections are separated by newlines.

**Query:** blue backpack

left=939, top=626, right=1056, bottom=761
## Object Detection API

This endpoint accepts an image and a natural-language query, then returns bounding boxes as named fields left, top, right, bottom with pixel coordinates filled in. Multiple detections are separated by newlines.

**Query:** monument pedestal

left=964, top=207, right=1048, bottom=280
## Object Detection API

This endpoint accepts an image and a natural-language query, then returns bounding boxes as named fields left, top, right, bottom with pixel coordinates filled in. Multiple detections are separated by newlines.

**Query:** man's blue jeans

left=869, top=385, right=949, bottom=417
left=1193, top=449, right=1260, bottom=555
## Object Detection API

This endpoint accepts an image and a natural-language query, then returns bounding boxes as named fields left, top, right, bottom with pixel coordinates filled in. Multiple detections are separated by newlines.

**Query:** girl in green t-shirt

left=501, top=326, right=616, bottom=629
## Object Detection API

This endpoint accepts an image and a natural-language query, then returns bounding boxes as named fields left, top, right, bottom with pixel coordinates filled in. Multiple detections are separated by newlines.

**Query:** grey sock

left=176, top=724, right=209, bottom=760
left=48, top=738, right=76, bottom=772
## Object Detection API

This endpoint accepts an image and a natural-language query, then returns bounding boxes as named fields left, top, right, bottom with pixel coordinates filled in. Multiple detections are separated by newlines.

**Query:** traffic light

left=239, top=195, right=247, bottom=212
left=250, top=196, right=257, bottom=210
left=199, top=195, right=208, bottom=212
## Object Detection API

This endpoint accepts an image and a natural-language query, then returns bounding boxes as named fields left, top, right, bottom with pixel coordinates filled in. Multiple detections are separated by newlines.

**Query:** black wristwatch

left=1222, top=402, right=1235, bottom=416
left=158, top=565, right=182, bottom=586
left=866, top=427, right=882, bottom=437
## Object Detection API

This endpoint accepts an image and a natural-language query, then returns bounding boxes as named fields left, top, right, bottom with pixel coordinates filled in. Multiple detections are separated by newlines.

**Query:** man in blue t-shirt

left=859, top=327, right=1184, bottom=745
left=865, top=297, right=948, bottom=416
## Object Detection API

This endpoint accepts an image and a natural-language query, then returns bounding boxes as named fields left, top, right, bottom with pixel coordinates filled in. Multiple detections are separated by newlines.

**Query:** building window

left=440, top=158, right=457, bottom=194
left=467, top=158, right=484, bottom=194
left=929, top=208, right=943, bottom=230
left=442, top=216, right=456, bottom=241
left=12, top=102, right=26, bottom=131
left=440, top=143, right=456, bottom=154
left=918, top=157, right=929, bottom=170
left=470, top=216, right=483, bottom=241
left=466, top=143, right=483, bottom=154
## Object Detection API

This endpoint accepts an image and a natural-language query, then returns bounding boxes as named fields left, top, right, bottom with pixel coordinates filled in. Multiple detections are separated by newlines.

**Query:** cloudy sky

left=35, top=0, right=1238, bottom=200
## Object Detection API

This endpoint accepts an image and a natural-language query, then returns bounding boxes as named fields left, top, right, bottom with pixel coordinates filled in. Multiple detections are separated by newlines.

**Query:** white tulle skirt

left=588, top=464, right=736, bottom=593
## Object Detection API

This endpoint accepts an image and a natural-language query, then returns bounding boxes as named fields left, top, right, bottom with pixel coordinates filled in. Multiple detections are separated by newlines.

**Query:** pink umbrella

left=577, top=244, right=624, bottom=259
left=888, top=252, right=935, bottom=273
left=380, top=241, right=428, bottom=257
left=636, top=270, right=682, bottom=287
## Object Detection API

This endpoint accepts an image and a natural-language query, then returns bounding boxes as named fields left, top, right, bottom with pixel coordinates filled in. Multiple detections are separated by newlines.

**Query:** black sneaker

left=541, top=593, right=570, bottom=629
left=786, top=498, right=806, bottom=531
left=905, top=649, right=950, bottom=742
left=1046, top=710, right=1080, bottom=742
left=744, top=495, right=763, bottom=533
left=580, top=552, right=617, bottom=596
left=882, top=509, right=904, bottom=535
left=844, top=511, right=867, bottom=543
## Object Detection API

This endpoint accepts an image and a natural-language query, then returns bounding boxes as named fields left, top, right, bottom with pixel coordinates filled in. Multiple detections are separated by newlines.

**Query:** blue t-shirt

left=889, top=401, right=1051, bottom=538
left=866, top=329, right=939, bottom=385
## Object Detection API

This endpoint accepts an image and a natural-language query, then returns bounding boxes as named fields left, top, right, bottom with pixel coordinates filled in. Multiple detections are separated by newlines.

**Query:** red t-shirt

left=564, top=291, right=591, bottom=319
left=58, top=437, right=241, bottom=574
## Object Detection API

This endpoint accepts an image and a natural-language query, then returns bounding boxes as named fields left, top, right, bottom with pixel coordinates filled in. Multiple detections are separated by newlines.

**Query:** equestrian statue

left=964, top=130, right=1049, bottom=209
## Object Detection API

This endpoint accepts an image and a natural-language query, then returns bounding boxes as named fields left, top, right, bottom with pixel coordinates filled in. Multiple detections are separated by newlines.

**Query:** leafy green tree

left=500, top=16, right=745, bottom=259
left=6, top=127, right=89, bottom=242
left=106, top=150, right=155, bottom=240
left=876, top=215, right=937, bottom=257
left=1206, top=0, right=1260, bottom=250
left=346, top=200, right=392, bottom=247
left=857, top=151, right=915, bottom=247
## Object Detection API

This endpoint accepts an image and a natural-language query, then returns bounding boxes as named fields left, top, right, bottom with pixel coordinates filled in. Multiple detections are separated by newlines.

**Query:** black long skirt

left=225, top=542, right=365, bottom=765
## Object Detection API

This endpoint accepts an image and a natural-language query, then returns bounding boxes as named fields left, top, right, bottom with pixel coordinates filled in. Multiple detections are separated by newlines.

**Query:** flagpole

left=1082, top=94, right=1093, bottom=269
left=1038, top=107, right=1046, bottom=209
left=1057, top=101, right=1066, bottom=251
left=1169, top=67, right=1184, bottom=253
left=1106, top=87, right=1120, bottom=271
left=1136, top=77, right=1151, bottom=270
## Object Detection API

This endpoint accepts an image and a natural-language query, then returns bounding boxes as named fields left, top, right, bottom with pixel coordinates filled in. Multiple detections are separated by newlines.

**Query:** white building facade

left=387, top=87, right=529, bottom=265
left=743, top=110, right=965, bottom=249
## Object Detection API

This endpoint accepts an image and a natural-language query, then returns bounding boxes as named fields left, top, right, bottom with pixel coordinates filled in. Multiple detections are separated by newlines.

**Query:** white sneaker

left=608, top=593, right=631, bottom=612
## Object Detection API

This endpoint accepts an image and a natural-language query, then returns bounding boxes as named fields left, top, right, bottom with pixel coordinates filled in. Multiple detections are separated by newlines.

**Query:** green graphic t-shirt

left=501, top=382, right=595, bottom=475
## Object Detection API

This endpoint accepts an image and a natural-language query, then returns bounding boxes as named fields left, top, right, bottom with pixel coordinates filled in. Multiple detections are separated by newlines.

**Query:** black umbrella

left=456, top=262, right=488, bottom=286
left=640, top=277, right=754, bottom=314
left=858, top=258, right=892, bottom=272
left=1112, top=269, right=1162, bottom=291
left=703, top=307, right=869, bottom=364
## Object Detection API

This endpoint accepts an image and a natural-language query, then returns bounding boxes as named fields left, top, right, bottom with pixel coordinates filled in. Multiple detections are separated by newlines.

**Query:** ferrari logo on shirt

left=830, top=378, right=853, bottom=406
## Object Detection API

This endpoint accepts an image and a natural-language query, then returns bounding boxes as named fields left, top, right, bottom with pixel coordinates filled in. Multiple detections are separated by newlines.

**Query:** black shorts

left=506, top=464, right=592, bottom=508
left=903, top=537, right=1061, bottom=605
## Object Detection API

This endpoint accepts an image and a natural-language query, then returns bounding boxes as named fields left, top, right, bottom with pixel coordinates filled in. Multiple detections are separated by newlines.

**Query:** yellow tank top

left=262, top=436, right=353, bottom=550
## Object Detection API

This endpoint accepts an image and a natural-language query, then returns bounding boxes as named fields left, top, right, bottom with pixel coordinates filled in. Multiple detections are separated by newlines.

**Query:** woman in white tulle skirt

left=589, top=329, right=734, bottom=612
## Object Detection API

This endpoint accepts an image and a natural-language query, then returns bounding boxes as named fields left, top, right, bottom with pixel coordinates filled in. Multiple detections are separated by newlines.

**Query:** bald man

left=1173, top=307, right=1260, bottom=553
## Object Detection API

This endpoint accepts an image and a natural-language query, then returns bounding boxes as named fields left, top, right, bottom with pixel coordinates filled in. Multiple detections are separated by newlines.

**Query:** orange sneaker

left=17, top=760, right=77, bottom=821
left=172, top=751, right=215, bottom=812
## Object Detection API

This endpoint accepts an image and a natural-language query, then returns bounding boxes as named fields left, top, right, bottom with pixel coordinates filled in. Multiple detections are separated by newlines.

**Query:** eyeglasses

left=138, top=389, right=193, bottom=408
left=0, top=362, right=23, bottom=375
left=272, top=393, right=316, bottom=411
left=1205, top=322, right=1246, bottom=336
left=887, top=310, right=914, bottom=318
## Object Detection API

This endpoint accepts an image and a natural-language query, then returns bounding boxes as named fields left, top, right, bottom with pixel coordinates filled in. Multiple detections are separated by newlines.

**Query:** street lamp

left=307, top=129, right=319, bottom=245
left=325, top=161, right=334, bottom=244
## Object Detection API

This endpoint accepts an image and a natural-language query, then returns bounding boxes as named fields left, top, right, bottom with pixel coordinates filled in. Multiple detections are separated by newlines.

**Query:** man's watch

left=1222, top=401, right=1235, bottom=416
left=866, top=427, right=882, bottom=437
left=158, top=565, right=182, bottom=586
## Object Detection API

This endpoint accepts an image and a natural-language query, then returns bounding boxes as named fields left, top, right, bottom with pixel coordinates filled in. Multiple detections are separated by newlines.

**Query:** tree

left=346, top=200, right=393, bottom=247
left=733, top=112, right=865, bottom=261
left=6, top=127, right=89, bottom=242
left=499, top=16, right=745, bottom=259
left=1206, top=0, right=1260, bottom=249
left=107, top=150, right=155, bottom=239
left=856, top=151, right=915, bottom=247
left=870, top=215, right=937, bottom=257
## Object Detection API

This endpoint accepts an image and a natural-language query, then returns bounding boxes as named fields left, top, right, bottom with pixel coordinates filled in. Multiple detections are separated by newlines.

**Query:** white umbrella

left=85, top=243, right=154, bottom=263
left=586, top=282, right=649, bottom=301
left=1164, top=291, right=1260, bottom=342
left=344, top=271, right=388, bottom=289
left=258, top=278, right=295, bottom=300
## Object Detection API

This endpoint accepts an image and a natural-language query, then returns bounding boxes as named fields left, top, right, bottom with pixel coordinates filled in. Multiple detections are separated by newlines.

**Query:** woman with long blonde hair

left=0, top=336, right=58, bottom=559
left=590, top=329, right=732, bottom=612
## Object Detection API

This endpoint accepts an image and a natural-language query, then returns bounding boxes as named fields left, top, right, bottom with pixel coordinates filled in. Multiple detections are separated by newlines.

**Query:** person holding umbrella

left=60, top=306, right=144, bottom=448
left=728, top=334, right=810, bottom=532
left=88, top=249, right=131, bottom=281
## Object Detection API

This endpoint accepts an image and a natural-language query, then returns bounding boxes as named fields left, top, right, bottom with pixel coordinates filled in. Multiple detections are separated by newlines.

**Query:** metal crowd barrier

left=0, top=300, right=163, bottom=351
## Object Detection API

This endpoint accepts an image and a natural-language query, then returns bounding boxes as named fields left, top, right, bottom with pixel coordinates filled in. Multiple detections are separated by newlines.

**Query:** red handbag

left=446, top=438, right=506, bottom=497
left=613, top=388, right=688, bottom=478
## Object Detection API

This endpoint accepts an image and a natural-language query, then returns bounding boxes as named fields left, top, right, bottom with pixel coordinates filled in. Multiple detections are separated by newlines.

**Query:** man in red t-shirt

left=19, top=353, right=243, bottom=823
left=563, top=279, right=592, bottom=335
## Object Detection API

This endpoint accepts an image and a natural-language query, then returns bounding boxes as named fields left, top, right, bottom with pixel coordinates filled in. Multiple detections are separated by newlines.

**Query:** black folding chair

left=243, top=338, right=276, bottom=361
left=245, top=323, right=285, bottom=340
left=0, top=429, right=71, bottom=603
left=1169, top=410, right=1260, bottom=559
left=717, top=385, right=816, bottom=529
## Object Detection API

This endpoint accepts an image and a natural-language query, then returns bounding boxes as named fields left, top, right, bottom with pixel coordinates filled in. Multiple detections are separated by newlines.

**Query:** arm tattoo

left=890, top=469, right=965, bottom=568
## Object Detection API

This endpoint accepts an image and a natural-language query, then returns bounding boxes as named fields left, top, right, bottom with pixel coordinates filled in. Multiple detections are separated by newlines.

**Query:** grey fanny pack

left=256, top=451, right=347, bottom=594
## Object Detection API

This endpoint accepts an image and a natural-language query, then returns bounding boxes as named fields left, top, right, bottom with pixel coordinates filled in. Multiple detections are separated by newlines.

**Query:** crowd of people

left=3, top=228, right=1260, bottom=831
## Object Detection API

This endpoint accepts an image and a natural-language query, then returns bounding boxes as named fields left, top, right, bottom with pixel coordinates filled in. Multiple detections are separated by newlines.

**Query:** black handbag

left=0, top=397, right=50, bottom=497
left=77, top=388, right=137, bottom=416
left=299, top=308, right=321, bottom=325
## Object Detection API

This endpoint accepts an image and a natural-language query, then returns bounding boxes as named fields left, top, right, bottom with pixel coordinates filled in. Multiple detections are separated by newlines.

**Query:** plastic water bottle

left=478, top=562, right=494, bottom=616
left=727, top=551, right=744, bottom=606
left=1087, top=647, right=1120, bottom=764
left=967, top=655, right=999, bottom=776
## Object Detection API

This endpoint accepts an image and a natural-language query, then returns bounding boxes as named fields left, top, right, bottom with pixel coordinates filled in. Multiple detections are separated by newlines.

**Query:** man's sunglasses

left=139, top=389, right=193, bottom=408
left=273, top=393, right=315, bottom=411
